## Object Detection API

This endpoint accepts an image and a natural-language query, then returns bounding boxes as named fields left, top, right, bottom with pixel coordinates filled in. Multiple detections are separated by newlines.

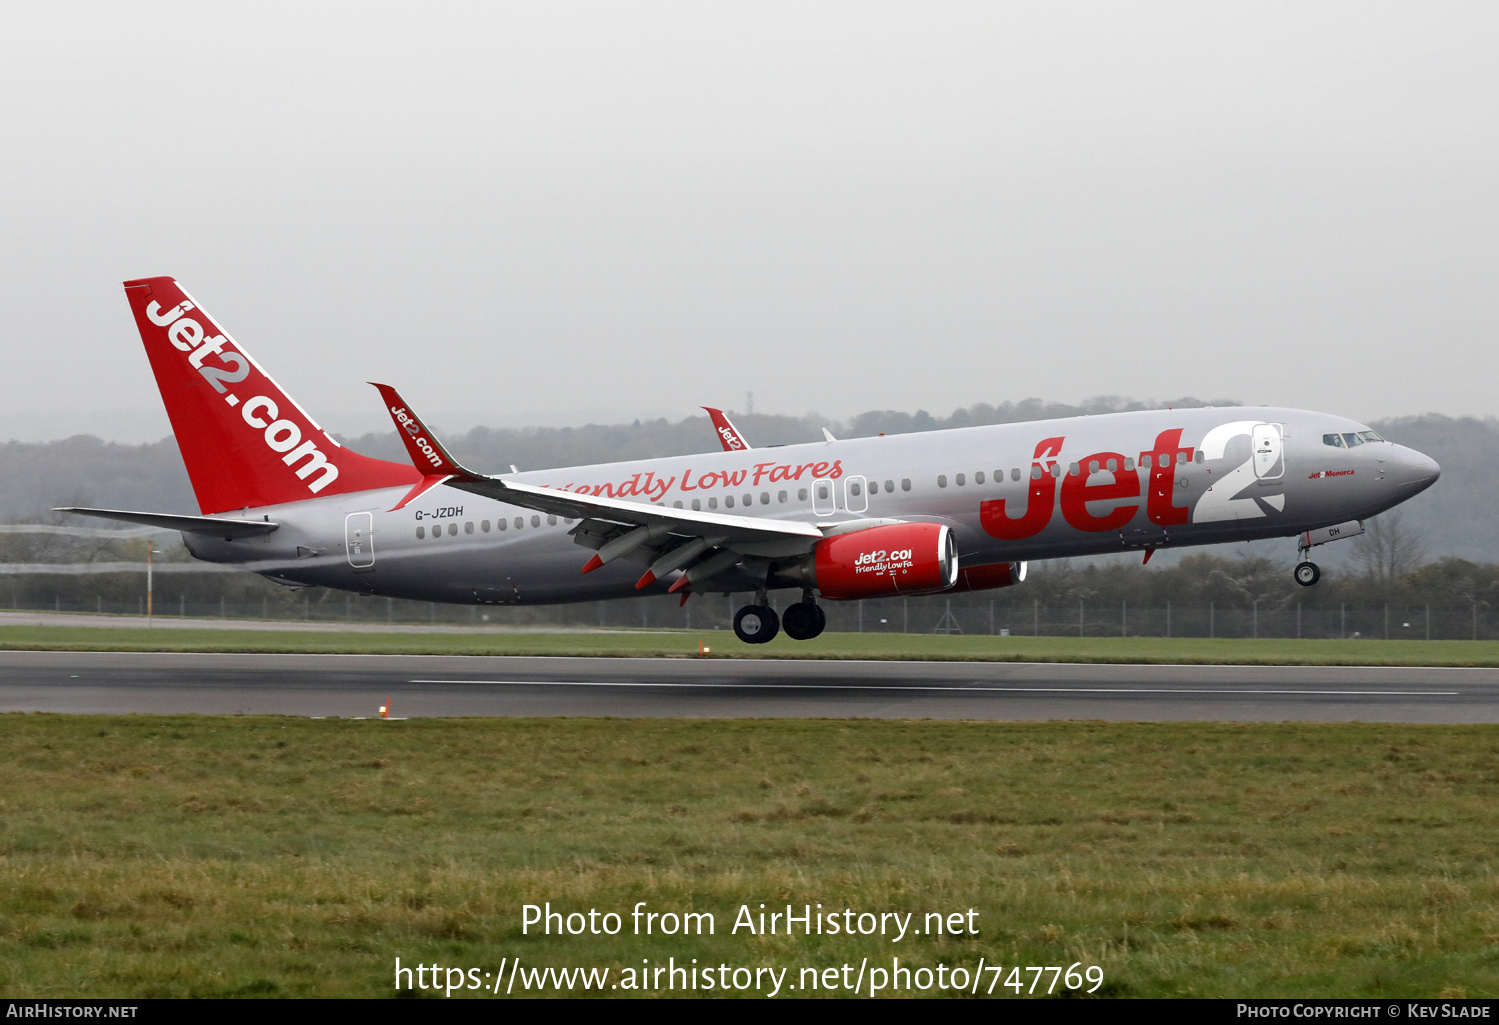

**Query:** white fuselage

left=182, top=406, right=1440, bottom=605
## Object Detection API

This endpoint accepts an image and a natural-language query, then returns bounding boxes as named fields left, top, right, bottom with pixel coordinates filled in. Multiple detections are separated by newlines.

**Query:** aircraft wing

left=446, top=476, right=821, bottom=544
left=372, top=384, right=823, bottom=586
left=54, top=507, right=279, bottom=539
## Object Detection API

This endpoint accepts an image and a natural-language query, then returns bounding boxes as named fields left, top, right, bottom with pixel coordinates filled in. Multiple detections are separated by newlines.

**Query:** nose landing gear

left=1293, top=561, right=1321, bottom=587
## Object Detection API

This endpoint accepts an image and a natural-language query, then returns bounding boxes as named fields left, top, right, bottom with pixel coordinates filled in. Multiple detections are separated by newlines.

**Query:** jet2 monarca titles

left=59, top=277, right=1441, bottom=644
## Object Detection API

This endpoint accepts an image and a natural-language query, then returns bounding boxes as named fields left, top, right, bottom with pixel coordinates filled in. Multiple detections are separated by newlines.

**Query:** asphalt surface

left=0, top=651, right=1494, bottom=721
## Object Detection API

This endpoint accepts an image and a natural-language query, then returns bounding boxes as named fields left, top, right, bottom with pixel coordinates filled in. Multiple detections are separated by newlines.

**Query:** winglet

left=703, top=407, right=752, bottom=451
left=821, top=427, right=837, bottom=443
left=370, top=383, right=476, bottom=477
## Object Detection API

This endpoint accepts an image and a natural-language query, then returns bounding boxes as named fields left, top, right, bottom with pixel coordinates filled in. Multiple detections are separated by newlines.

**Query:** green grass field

left=2, top=715, right=1497, bottom=998
left=2, top=624, right=1498, bottom=665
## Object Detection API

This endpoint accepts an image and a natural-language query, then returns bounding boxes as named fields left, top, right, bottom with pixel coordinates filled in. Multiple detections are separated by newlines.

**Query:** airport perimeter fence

left=4, top=581, right=1497, bottom=641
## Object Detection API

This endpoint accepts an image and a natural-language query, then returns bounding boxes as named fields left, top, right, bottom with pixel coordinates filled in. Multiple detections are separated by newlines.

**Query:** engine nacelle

left=948, top=560, right=1026, bottom=593
left=807, top=522, right=958, bottom=600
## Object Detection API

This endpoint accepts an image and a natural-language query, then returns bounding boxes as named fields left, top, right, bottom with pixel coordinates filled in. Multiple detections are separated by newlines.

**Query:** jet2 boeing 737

left=60, top=277, right=1442, bottom=644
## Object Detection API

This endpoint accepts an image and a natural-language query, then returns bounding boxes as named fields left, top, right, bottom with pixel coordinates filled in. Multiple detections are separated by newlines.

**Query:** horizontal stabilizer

left=54, top=507, right=279, bottom=539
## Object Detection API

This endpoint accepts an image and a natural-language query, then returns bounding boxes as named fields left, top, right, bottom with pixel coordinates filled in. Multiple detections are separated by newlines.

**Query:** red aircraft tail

left=123, top=277, right=421, bottom=514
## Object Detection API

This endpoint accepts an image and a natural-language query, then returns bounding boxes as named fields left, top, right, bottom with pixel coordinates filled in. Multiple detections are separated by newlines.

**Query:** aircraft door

left=1252, top=423, right=1285, bottom=479
left=845, top=475, right=869, bottom=514
left=812, top=478, right=836, bottom=517
left=345, top=511, right=375, bottom=568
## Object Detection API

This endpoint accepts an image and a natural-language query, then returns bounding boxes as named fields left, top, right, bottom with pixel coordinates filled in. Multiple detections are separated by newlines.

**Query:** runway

left=0, top=651, right=1495, bottom=721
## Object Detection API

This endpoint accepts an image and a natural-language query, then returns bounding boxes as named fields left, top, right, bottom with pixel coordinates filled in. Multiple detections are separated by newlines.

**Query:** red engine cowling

left=811, top=523, right=958, bottom=600
left=948, top=561, right=1026, bottom=593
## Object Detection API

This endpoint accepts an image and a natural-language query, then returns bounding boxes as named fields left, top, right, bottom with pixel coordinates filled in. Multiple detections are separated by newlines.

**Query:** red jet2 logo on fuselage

left=978, top=425, right=1285, bottom=539
left=980, top=430, right=1196, bottom=539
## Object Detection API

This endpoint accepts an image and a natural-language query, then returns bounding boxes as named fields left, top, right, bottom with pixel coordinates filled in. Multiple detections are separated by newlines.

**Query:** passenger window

left=955, top=473, right=965, bottom=486
left=447, top=522, right=457, bottom=536
left=937, top=475, right=948, bottom=488
left=481, top=520, right=490, bottom=532
left=1107, top=458, right=1117, bottom=472
left=692, top=499, right=701, bottom=511
left=464, top=522, right=474, bottom=534
left=744, top=494, right=752, bottom=506
left=416, top=526, right=425, bottom=539
left=530, top=515, right=540, bottom=527
left=901, top=479, right=911, bottom=491
left=1068, top=463, right=1080, bottom=477
left=850, top=481, right=862, bottom=497
left=725, top=495, right=735, bottom=508
left=1051, top=464, right=1062, bottom=478
left=514, top=517, right=523, bottom=529
left=1011, top=468, right=1020, bottom=481
left=1177, top=451, right=1190, bottom=463
left=778, top=490, right=788, bottom=503
left=708, top=497, right=717, bottom=510
left=1195, top=451, right=1204, bottom=463
left=1160, top=453, right=1171, bottom=468
left=1030, top=465, right=1042, bottom=480
left=1343, top=432, right=1364, bottom=448
left=1142, top=454, right=1152, bottom=468
left=674, top=501, right=683, bottom=509
left=1088, top=460, right=1099, bottom=474
left=816, top=484, right=829, bottom=501
left=799, top=488, right=809, bottom=501
left=975, top=471, right=985, bottom=484
left=760, top=492, right=770, bottom=504
left=547, top=514, right=557, bottom=526
left=498, top=518, right=507, bottom=531
left=1123, top=458, right=1134, bottom=471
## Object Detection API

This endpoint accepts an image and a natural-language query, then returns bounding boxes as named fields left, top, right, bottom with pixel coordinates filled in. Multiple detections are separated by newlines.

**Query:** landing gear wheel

left=782, top=601, right=826, bottom=641
left=1293, top=562, right=1321, bottom=587
left=733, top=604, right=780, bottom=644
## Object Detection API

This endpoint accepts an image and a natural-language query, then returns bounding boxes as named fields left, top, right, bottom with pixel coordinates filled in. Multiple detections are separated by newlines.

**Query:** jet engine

left=792, top=522, right=958, bottom=600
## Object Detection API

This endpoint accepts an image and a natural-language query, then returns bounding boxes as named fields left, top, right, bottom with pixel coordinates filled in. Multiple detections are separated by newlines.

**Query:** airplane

left=59, top=276, right=1442, bottom=644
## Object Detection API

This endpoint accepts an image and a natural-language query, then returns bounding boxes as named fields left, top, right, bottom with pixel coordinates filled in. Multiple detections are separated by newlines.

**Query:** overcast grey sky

left=1, top=2, right=1495, bottom=443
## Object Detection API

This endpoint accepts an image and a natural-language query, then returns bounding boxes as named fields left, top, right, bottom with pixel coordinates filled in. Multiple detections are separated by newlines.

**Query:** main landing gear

left=733, top=594, right=826, bottom=643
left=733, top=604, right=780, bottom=644
left=781, top=599, right=827, bottom=641
left=1293, top=561, right=1321, bottom=587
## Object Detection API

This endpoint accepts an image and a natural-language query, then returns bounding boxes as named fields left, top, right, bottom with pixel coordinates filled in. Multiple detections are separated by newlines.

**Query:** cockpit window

left=1357, top=430, right=1384, bottom=443
left=1342, top=432, right=1364, bottom=448
left=1323, top=433, right=1346, bottom=448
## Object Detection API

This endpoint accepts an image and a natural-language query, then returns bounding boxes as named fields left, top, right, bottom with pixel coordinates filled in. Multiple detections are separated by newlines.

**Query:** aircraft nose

left=1389, top=445, right=1440, bottom=493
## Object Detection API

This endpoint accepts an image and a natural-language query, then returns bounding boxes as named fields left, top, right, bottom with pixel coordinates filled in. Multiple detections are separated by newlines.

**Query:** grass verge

left=1, top=715, right=1496, bottom=998
left=2, top=624, right=1498, bottom=665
